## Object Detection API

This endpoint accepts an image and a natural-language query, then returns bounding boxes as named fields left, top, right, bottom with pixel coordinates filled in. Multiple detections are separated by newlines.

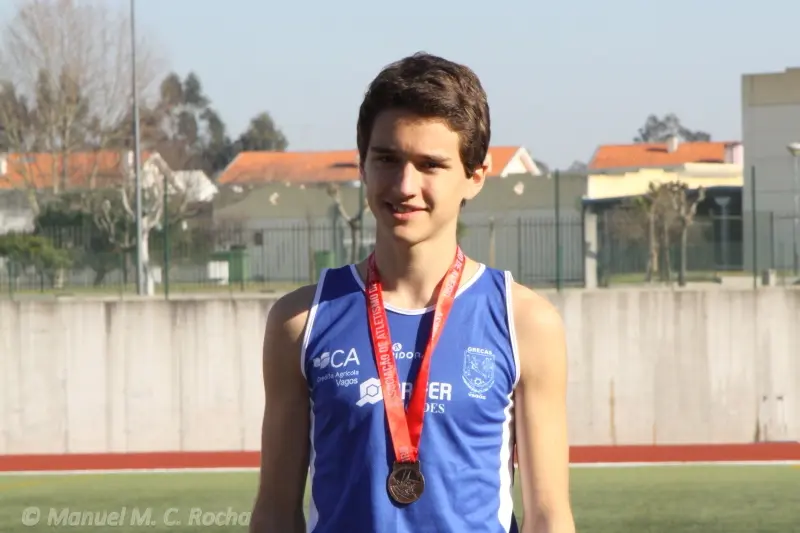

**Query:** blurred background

left=1, top=0, right=800, bottom=294
left=0, top=1, right=797, bottom=533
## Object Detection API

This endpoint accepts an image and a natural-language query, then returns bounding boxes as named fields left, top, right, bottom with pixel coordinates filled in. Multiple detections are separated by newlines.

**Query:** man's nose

left=395, top=162, right=421, bottom=196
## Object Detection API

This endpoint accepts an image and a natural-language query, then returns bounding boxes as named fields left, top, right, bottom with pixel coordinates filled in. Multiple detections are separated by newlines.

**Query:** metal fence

left=0, top=214, right=585, bottom=296
left=2, top=209, right=797, bottom=297
left=596, top=210, right=800, bottom=285
left=597, top=213, right=744, bottom=283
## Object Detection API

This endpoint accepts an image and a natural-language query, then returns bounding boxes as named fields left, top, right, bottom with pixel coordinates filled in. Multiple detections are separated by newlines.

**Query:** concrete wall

left=1, top=289, right=798, bottom=456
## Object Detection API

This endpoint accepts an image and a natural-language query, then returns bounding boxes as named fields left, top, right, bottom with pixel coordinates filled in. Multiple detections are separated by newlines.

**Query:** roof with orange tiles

left=0, top=150, right=161, bottom=190
left=217, top=146, right=536, bottom=185
left=588, top=141, right=737, bottom=170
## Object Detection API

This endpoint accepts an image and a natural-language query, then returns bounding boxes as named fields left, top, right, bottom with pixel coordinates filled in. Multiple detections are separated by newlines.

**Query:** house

left=584, top=137, right=744, bottom=209
left=209, top=144, right=591, bottom=287
left=0, top=150, right=217, bottom=234
left=216, top=145, right=543, bottom=187
left=0, top=149, right=221, bottom=292
left=584, top=138, right=746, bottom=278
left=588, top=138, right=743, bottom=171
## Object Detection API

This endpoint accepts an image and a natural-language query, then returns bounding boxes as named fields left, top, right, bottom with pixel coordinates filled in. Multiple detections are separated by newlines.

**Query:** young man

left=249, top=52, right=575, bottom=533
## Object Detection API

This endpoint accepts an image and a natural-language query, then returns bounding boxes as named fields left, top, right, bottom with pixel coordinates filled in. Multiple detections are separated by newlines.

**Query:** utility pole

left=131, top=0, right=144, bottom=295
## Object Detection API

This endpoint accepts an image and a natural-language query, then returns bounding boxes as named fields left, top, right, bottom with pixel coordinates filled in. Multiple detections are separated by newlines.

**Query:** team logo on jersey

left=392, top=343, right=421, bottom=360
left=355, top=377, right=383, bottom=406
left=312, top=348, right=360, bottom=388
left=462, top=347, right=495, bottom=399
left=312, top=348, right=360, bottom=370
left=355, top=377, right=452, bottom=414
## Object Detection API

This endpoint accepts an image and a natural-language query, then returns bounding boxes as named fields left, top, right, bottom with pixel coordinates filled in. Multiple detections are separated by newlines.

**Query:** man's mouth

left=386, top=203, right=425, bottom=214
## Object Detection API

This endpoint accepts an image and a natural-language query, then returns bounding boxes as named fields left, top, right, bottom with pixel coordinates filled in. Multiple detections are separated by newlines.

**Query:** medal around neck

left=364, top=248, right=466, bottom=505
left=387, top=461, right=425, bottom=504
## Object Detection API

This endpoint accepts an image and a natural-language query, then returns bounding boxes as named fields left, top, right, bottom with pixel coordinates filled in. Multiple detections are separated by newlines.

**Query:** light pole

left=131, top=0, right=144, bottom=295
left=786, top=142, right=800, bottom=275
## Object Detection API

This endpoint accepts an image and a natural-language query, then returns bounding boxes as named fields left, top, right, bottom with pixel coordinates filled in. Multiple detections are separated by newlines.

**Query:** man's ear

left=359, top=160, right=367, bottom=187
left=463, top=159, right=489, bottom=202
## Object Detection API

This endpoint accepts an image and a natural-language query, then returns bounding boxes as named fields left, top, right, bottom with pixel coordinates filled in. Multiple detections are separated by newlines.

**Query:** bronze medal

left=367, top=248, right=465, bottom=506
left=387, top=461, right=425, bottom=504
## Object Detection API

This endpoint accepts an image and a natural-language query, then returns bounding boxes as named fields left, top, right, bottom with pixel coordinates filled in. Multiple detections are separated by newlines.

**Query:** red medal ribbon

left=365, top=247, right=466, bottom=464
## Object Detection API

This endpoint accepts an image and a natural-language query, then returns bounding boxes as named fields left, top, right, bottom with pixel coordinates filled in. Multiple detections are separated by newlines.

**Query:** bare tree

left=119, top=154, right=203, bottom=295
left=666, top=181, right=706, bottom=287
left=642, top=183, right=675, bottom=283
left=608, top=182, right=687, bottom=284
left=326, top=183, right=367, bottom=264
left=0, top=0, right=164, bottom=214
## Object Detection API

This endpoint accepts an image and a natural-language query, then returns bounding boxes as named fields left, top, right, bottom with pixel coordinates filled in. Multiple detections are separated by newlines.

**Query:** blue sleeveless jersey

left=301, top=263, right=521, bottom=533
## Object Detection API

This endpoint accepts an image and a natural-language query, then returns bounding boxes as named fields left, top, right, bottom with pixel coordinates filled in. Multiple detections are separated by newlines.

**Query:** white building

left=741, top=67, right=800, bottom=273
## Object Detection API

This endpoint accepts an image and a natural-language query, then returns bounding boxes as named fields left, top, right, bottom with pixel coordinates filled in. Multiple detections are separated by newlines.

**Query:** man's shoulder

left=508, top=281, right=566, bottom=381
left=508, top=280, right=563, bottom=332
left=267, top=263, right=362, bottom=338
left=266, top=282, right=321, bottom=341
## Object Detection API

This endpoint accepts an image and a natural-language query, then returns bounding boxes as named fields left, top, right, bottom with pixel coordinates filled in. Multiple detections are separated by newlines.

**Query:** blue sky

left=3, top=0, right=800, bottom=169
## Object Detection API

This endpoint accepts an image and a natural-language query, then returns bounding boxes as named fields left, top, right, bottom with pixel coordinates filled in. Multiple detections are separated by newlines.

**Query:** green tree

left=634, top=114, right=711, bottom=143
left=35, top=192, right=134, bottom=287
left=0, top=233, right=72, bottom=289
left=234, top=112, right=288, bottom=152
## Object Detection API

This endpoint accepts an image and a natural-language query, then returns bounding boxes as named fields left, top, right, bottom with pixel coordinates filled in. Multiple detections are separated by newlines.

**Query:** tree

left=607, top=182, right=680, bottom=284
left=35, top=190, right=134, bottom=287
left=235, top=112, right=288, bottom=152
left=325, top=184, right=366, bottom=264
left=114, top=74, right=289, bottom=178
left=567, top=160, right=588, bottom=172
left=118, top=156, right=204, bottom=295
left=609, top=180, right=707, bottom=285
left=665, top=181, right=706, bottom=287
left=634, top=114, right=711, bottom=143
left=108, top=71, right=234, bottom=177
left=0, top=0, right=163, bottom=214
left=0, top=232, right=72, bottom=290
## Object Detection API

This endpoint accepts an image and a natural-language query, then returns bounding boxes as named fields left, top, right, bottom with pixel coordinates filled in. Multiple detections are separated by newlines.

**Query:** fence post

left=751, top=165, right=757, bottom=290
left=163, top=170, right=170, bottom=300
left=7, top=262, right=14, bottom=299
left=516, top=217, right=522, bottom=283
left=488, top=217, right=496, bottom=268
left=769, top=212, right=775, bottom=269
left=554, top=170, right=562, bottom=291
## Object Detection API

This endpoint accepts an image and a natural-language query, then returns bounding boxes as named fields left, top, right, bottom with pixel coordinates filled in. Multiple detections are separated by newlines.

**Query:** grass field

left=0, top=465, right=798, bottom=532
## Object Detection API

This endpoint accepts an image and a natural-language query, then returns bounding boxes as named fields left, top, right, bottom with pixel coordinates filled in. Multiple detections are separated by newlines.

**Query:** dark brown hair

left=356, top=52, right=491, bottom=177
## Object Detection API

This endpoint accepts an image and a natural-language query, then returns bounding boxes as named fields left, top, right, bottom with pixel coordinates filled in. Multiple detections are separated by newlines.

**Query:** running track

left=1, top=443, right=799, bottom=473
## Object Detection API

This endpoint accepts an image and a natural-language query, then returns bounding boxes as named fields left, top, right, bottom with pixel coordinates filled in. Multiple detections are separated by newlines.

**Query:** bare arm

left=512, top=285, right=575, bottom=533
left=249, top=286, right=316, bottom=533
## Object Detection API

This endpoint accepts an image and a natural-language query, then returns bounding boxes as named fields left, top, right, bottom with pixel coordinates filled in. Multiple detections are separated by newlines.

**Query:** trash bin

left=211, top=246, right=249, bottom=284
left=228, top=246, right=248, bottom=283
left=313, top=250, right=335, bottom=281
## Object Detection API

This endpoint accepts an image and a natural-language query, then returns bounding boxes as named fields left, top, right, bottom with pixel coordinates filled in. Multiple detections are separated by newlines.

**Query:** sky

left=2, top=0, right=800, bottom=169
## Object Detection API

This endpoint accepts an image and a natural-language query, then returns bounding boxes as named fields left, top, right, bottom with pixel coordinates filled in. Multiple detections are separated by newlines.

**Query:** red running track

left=1, top=443, right=798, bottom=473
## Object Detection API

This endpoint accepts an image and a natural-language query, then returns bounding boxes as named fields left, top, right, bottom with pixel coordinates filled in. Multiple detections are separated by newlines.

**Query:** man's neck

left=369, top=232, right=461, bottom=310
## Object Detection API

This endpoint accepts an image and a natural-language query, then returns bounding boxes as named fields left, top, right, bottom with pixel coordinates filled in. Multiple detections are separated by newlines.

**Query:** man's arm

left=249, top=285, right=317, bottom=533
left=512, top=284, right=575, bottom=533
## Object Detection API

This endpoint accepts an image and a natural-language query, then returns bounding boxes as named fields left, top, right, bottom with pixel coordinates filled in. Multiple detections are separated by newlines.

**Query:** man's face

left=361, top=109, right=486, bottom=246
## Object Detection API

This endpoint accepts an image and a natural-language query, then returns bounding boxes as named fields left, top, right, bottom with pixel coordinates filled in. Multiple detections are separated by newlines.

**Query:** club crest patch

left=462, top=347, right=495, bottom=399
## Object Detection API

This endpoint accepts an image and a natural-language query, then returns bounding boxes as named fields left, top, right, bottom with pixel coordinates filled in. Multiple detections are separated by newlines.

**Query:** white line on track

left=1, top=460, right=798, bottom=478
